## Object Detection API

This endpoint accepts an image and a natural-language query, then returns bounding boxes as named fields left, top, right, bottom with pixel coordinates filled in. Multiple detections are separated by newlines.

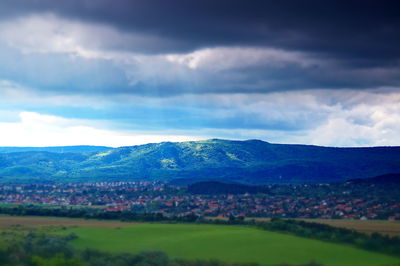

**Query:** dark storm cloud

left=1, top=0, right=399, bottom=60
left=0, top=0, right=399, bottom=94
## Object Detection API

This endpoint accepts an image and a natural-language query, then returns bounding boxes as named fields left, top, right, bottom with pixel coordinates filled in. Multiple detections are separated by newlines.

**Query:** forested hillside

left=0, top=139, right=400, bottom=184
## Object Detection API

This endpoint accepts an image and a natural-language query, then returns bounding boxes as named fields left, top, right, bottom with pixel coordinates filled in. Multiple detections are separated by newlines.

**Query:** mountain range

left=0, top=139, right=400, bottom=184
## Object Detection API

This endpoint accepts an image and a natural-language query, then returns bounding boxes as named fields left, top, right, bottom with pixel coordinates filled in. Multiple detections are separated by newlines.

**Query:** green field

left=56, top=223, right=400, bottom=266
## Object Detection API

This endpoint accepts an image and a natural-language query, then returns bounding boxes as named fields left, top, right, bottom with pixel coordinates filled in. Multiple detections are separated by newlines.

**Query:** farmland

left=303, top=219, right=400, bottom=237
left=0, top=215, right=135, bottom=228
left=56, top=223, right=400, bottom=266
left=242, top=217, right=400, bottom=237
left=0, top=215, right=399, bottom=265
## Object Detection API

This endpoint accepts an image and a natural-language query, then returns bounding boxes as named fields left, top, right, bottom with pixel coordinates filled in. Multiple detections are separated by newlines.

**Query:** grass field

left=56, top=223, right=400, bottom=266
left=0, top=215, right=136, bottom=228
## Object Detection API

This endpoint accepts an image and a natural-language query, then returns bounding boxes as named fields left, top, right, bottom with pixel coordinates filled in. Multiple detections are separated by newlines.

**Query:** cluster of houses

left=0, top=181, right=398, bottom=220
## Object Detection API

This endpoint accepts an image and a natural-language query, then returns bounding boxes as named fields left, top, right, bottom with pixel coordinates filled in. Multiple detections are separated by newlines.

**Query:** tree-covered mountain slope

left=0, top=139, right=400, bottom=184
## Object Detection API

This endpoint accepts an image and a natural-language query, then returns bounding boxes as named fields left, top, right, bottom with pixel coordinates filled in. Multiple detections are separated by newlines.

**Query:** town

left=0, top=180, right=399, bottom=220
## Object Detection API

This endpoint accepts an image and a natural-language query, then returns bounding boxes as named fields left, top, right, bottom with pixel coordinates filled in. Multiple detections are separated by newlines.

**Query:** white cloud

left=0, top=13, right=100, bottom=58
left=2, top=80, right=400, bottom=148
left=0, top=13, right=175, bottom=59
left=154, top=89, right=400, bottom=147
left=289, top=89, right=400, bottom=146
left=0, top=112, right=201, bottom=147
left=165, top=47, right=319, bottom=71
left=2, top=76, right=400, bottom=147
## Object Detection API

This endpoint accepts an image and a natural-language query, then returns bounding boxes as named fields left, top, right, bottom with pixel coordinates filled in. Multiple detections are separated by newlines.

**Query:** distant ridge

left=0, top=146, right=113, bottom=154
left=0, top=139, right=400, bottom=184
left=347, top=173, right=400, bottom=183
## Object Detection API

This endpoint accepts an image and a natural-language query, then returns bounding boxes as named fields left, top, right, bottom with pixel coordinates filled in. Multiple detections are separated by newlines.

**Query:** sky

left=0, top=0, right=399, bottom=147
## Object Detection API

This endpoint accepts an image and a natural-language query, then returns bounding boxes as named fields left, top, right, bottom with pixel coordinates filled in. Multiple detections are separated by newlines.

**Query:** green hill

left=1, top=139, right=400, bottom=184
